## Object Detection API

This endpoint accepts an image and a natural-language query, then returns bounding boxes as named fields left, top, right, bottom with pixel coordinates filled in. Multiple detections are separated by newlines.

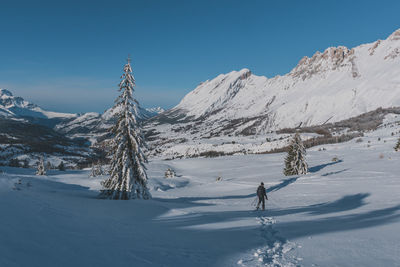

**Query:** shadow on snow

left=266, top=177, right=299, bottom=193
left=308, top=160, right=343, bottom=173
left=153, top=177, right=300, bottom=207
left=321, top=168, right=350, bottom=177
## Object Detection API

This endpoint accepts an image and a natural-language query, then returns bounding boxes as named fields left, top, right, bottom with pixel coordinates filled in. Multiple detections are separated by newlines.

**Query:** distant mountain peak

left=0, top=88, right=13, bottom=97
left=0, top=88, right=76, bottom=120
left=0, top=88, right=38, bottom=110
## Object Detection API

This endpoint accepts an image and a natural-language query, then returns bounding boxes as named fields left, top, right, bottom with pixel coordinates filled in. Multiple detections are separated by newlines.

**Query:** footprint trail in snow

left=237, top=216, right=301, bottom=267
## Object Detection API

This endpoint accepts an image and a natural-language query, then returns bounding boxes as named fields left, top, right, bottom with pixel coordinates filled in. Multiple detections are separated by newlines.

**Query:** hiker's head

left=261, top=182, right=264, bottom=186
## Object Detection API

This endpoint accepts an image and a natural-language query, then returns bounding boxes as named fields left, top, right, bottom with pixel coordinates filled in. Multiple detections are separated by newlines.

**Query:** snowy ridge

left=165, top=28, right=400, bottom=131
left=145, top=28, right=400, bottom=158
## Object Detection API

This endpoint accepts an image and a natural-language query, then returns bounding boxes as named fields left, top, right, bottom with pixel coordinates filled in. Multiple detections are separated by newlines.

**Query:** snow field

left=1, top=119, right=400, bottom=266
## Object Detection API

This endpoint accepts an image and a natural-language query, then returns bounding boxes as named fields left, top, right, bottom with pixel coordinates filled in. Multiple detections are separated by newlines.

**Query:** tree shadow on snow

left=266, top=177, right=299, bottom=193
left=155, top=177, right=301, bottom=208
left=308, top=160, right=343, bottom=173
left=277, top=204, right=400, bottom=240
left=153, top=192, right=258, bottom=208
left=275, top=193, right=370, bottom=216
left=321, top=168, right=350, bottom=177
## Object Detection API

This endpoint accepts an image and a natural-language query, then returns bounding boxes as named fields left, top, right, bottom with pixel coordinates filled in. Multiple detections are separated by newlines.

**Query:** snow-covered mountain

left=149, top=28, right=400, bottom=135
left=0, top=88, right=164, bottom=165
left=2, top=29, right=400, bottom=161
left=0, top=89, right=77, bottom=121
left=54, top=105, right=164, bottom=140
left=144, top=28, right=400, bottom=158
left=0, top=88, right=163, bottom=136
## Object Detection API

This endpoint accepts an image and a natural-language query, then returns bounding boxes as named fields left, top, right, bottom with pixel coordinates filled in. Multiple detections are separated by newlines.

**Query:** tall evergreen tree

left=395, top=137, right=400, bottom=151
left=284, top=132, right=308, bottom=176
left=36, top=157, right=46, bottom=176
left=100, top=57, right=150, bottom=200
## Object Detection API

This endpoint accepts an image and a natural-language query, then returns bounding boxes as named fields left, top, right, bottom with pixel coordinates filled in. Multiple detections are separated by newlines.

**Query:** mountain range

left=151, top=28, right=400, bottom=135
left=1, top=28, right=400, bottom=162
left=0, top=88, right=163, bottom=166
left=143, top=28, right=400, bottom=158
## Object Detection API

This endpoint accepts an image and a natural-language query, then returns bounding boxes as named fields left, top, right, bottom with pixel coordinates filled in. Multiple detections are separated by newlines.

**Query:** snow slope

left=151, top=28, right=400, bottom=137
left=1, top=114, right=400, bottom=266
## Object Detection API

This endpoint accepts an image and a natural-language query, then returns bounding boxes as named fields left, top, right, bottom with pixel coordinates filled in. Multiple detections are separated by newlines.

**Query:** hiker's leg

left=256, top=197, right=262, bottom=209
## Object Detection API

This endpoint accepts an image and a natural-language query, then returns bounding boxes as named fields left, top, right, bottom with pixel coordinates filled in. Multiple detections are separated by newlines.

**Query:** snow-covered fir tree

left=284, top=132, right=308, bottom=176
left=36, top=157, right=46, bottom=176
left=100, top=57, right=151, bottom=200
left=395, top=137, right=400, bottom=151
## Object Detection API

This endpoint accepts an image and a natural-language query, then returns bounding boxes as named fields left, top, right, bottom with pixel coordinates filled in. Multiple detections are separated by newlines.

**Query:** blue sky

left=1, top=0, right=399, bottom=113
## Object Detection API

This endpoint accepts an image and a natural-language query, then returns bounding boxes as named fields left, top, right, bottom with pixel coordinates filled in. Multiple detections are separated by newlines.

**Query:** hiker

left=256, top=182, right=268, bottom=210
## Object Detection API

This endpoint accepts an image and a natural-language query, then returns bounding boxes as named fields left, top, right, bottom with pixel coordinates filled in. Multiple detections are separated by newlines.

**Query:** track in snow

left=237, top=216, right=300, bottom=267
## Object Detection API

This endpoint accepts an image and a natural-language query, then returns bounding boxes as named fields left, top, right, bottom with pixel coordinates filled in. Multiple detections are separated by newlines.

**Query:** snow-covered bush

left=164, top=168, right=175, bottom=178
left=332, top=157, right=339, bottom=162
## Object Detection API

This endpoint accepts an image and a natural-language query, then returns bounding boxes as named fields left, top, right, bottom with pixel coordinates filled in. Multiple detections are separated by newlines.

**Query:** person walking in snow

left=256, top=182, right=268, bottom=210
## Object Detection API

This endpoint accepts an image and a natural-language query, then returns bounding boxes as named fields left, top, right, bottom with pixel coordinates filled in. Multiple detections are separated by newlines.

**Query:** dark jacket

left=257, top=185, right=268, bottom=199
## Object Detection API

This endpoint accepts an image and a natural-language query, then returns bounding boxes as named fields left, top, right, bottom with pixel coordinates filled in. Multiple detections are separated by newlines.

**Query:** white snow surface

left=173, top=29, right=400, bottom=131
left=1, top=115, right=400, bottom=266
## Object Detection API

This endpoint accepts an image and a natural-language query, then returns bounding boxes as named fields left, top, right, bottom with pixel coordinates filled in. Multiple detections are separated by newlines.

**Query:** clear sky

left=1, top=0, right=399, bottom=113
